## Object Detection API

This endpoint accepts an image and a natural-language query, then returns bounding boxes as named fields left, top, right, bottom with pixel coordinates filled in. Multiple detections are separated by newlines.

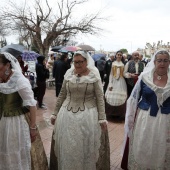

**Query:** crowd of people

left=0, top=48, right=169, bottom=170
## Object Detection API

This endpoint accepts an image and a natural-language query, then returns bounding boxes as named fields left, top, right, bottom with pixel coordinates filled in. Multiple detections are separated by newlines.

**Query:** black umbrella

left=77, top=44, right=95, bottom=51
left=1, top=44, right=26, bottom=57
left=51, top=46, right=64, bottom=52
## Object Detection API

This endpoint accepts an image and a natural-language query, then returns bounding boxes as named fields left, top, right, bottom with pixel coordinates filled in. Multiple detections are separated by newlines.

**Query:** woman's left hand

left=30, top=129, right=37, bottom=143
left=100, top=122, right=107, bottom=131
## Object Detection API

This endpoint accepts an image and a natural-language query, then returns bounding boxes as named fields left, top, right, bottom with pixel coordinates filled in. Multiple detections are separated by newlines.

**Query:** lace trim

left=50, top=115, right=57, bottom=119
left=99, top=120, right=108, bottom=124
left=53, top=107, right=102, bottom=169
left=0, top=71, right=31, bottom=94
left=23, top=99, right=37, bottom=106
left=64, top=69, right=99, bottom=83
left=0, top=115, right=31, bottom=170
left=22, top=115, right=31, bottom=169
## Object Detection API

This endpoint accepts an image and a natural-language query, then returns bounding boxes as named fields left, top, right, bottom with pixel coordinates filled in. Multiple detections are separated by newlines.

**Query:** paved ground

left=36, top=86, right=124, bottom=170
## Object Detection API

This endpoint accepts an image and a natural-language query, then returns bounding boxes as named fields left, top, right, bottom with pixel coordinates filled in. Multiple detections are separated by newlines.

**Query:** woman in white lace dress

left=105, top=50, right=127, bottom=117
left=121, top=50, right=170, bottom=169
left=50, top=51, right=110, bottom=170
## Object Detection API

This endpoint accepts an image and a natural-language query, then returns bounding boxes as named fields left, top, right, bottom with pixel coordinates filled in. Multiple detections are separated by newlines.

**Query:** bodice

left=54, top=78, right=106, bottom=120
left=64, top=81, right=97, bottom=113
left=138, top=80, right=170, bottom=116
left=112, top=65, right=124, bottom=78
left=111, top=61, right=125, bottom=79
left=0, top=92, right=29, bottom=120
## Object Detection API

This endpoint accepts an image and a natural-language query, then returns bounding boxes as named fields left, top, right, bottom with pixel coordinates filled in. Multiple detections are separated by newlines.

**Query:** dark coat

left=53, top=59, right=69, bottom=85
left=104, top=59, right=113, bottom=79
left=36, top=56, right=49, bottom=82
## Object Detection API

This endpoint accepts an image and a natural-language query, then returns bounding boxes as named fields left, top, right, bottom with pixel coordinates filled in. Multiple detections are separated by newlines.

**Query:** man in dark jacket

left=53, top=53, right=69, bottom=97
left=95, top=56, right=106, bottom=83
left=103, top=53, right=115, bottom=93
left=36, top=55, right=49, bottom=109
left=123, top=51, right=145, bottom=96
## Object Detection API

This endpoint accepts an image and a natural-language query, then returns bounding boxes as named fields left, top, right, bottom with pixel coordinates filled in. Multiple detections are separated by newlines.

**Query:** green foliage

left=119, top=48, right=128, bottom=54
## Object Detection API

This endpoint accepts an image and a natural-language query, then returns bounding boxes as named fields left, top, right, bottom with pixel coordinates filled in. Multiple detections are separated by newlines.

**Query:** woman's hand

left=109, top=87, right=113, bottom=91
left=50, top=115, right=57, bottom=125
left=30, top=128, right=37, bottom=143
left=100, top=122, right=107, bottom=131
left=130, top=73, right=138, bottom=79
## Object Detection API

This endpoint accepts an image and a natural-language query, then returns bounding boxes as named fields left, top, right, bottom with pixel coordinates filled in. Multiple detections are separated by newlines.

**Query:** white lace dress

left=52, top=71, right=110, bottom=170
left=105, top=61, right=127, bottom=106
left=0, top=71, right=37, bottom=170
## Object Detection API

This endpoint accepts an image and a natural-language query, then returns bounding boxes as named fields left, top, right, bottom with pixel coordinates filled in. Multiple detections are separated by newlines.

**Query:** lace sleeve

left=124, top=76, right=142, bottom=137
left=94, top=80, right=106, bottom=120
left=53, top=80, right=67, bottom=116
left=108, top=65, right=114, bottom=85
left=123, top=62, right=131, bottom=78
left=18, top=87, right=37, bottom=106
left=17, top=76, right=37, bottom=106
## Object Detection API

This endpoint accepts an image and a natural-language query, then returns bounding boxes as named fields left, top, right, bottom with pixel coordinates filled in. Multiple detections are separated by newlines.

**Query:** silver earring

left=5, top=68, right=10, bottom=76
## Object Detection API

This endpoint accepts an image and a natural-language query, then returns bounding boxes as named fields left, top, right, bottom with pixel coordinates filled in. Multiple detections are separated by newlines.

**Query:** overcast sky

left=2, top=0, right=170, bottom=53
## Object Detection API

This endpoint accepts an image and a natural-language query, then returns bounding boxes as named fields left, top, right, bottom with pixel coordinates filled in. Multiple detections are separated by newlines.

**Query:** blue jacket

left=138, top=80, right=170, bottom=117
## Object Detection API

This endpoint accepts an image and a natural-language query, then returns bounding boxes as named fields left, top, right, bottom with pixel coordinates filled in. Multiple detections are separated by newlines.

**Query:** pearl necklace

left=155, top=71, right=167, bottom=80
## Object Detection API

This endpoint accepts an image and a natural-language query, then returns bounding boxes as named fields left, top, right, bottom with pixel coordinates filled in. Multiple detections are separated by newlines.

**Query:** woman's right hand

left=130, top=73, right=138, bottom=79
left=50, top=115, right=57, bottom=125
left=109, top=87, right=113, bottom=91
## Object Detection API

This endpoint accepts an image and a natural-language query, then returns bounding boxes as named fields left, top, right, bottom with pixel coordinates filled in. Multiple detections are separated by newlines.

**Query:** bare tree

left=1, top=0, right=105, bottom=56
left=0, top=19, right=8, bottom=37
left=14, top=22, right=32, bottom=50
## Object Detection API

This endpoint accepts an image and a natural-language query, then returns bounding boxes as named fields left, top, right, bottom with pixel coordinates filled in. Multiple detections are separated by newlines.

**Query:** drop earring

left=5, top=68, right=10, bottom=76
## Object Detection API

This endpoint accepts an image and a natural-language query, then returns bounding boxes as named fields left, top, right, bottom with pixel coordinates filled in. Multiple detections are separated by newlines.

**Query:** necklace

left=76, top=74, right=81, bottom=83
left=74, top=69, right=88, bottom=83
left=75, top=69, right=88, bottom=76
left=155, top=71, right=167, bottom=81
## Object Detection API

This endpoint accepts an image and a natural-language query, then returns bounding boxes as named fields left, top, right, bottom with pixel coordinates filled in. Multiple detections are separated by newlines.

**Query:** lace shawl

left=0, top=71, right=37, bottom=106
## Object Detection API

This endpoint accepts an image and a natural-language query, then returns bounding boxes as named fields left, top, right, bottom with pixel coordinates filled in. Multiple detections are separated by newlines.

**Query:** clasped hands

left=130, top=73, right=138, bottom=79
